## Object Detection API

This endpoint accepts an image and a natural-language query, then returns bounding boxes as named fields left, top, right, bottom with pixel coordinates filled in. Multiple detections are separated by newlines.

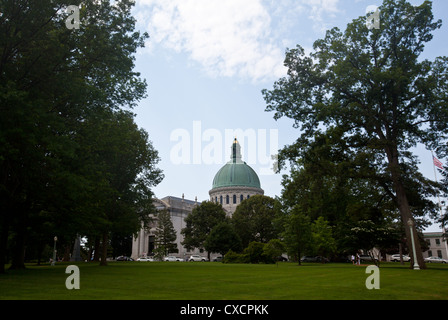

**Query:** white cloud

left=134, top=0, right=343, bottom=82
left=299, top=0, right=341, bottom=33
left=135, top=0, right=287, bottom=82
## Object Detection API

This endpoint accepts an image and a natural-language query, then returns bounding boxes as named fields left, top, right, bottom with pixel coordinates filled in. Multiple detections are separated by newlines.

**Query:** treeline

left=0, top=0, right=163, bottom=273
left=181, top=194, right=405, bottom=265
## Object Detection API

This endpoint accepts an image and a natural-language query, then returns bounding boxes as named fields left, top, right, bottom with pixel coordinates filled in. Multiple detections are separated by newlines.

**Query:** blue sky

left=130, top=0, right=448, bottom=231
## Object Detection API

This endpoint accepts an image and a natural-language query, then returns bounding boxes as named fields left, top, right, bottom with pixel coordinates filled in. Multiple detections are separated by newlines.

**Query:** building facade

left=423, top=232, right=448, bottom=260
left=131, top=195, right=203, bottom=260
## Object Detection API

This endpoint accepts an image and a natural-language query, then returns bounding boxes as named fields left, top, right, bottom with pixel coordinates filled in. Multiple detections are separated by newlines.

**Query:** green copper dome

left=211, top=139, right=261, bottom=190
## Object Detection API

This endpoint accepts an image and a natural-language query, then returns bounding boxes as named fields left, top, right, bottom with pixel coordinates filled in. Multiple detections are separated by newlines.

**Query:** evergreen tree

left=154, top=210, right=178, bottom=257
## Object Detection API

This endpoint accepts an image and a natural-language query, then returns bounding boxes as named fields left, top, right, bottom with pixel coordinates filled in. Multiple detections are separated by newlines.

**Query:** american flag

left=433, top=156, right=444, bottom=170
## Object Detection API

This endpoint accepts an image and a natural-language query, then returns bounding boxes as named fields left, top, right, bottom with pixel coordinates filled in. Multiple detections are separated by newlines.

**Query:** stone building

left=131, top=195, right=201, bottom=260
left=423, top=232, right=448, bottom=260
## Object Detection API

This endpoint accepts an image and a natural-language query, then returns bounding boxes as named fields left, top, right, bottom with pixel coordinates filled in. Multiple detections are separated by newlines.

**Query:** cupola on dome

left=211, top=138, right=261, bottom=190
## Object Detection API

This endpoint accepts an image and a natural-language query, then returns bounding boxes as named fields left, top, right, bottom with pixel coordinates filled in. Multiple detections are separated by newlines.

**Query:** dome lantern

left=209, top=138, right=264, bottom=215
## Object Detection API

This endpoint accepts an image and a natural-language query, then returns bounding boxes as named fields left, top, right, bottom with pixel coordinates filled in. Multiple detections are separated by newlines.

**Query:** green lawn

left=0, top=261, right=447, bottom=300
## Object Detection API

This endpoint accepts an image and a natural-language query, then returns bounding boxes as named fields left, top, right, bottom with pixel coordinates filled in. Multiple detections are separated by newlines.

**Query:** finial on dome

left=231, top=138, right=242, bottom=163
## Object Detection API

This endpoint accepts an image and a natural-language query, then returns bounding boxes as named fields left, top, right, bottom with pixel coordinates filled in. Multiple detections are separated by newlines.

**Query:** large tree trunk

left=93, top=238, right=100, bottom=262
left=9, top=206, right=27, bottom=270
left=100, top=232, right=108, bottom=266
left=0, top=214, right=9, bottom=274
left=392, top=178, right=426, bottom=269
left=9, top=226, right=26, bottom=270
left=386, top=145, right=426, bottom=270
left=297, top=249, right=302, bottom=266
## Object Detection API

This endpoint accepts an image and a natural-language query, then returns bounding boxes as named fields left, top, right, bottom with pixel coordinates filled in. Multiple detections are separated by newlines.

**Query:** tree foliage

left=263, top=239, right=286, bottom=266
left=0, top=0, right=162, bottom=272
left=231, top=195, right=281, bottom=248
left=311, top=217, right=337, bottom=259
left=282, top=207, right=312, bottom=265
left=154, top=210, right=178, bottom=258
left=204, top=221, right=242, bottom=256
left=181, top=201, right=227, bottom=259
left=347, top=220, right=401, bottom=266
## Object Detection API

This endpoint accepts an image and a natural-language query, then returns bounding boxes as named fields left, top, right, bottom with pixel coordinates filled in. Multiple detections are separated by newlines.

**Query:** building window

left=437, top=250, right=443, bottom=258
left=428, top=250, right=432, bottom=257
left=220, top=196, right=223, bottom=204
left=215, top=196, right=218, bottom=203
left=226, top=195, right=229, bottom=204
left=233, top=195, right=237, bottom=204
left=247, top=195, right=250, bottom=199
left=240, top=194, right=244, bottom=203
left=436, top=239, right=441, bottom=246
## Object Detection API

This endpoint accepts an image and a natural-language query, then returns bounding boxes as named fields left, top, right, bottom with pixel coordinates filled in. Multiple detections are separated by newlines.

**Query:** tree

left=181, top=201, right=226, bottom=260
left=0, top=0, right=155, bottom=271
left=347, top=220, right=400, bottom=266
left=263, top=0, right=448, bottom=269
left=154, top=210, right=177, bottom=258
left=231, top=195, right=280, bottom=248
left=204, top=221, right=242, bottom=257
left=81, top=110, right=162, bottom=266
left=311, top=217, right=336, bottom=261
left=279, top=128, right=437, bottom=259
left=282, top=207, right=312, bottom=265
left=263, top=239, right=286, bottom=266
left=244, top=242, right=266, bottom=264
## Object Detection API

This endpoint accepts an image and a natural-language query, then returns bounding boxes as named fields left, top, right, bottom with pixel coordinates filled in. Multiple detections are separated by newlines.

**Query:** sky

left=129, top=0, right=448, bottom=231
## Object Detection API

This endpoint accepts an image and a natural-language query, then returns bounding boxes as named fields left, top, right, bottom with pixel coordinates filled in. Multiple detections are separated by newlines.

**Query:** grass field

left=0, top=261, right=447, bottom=300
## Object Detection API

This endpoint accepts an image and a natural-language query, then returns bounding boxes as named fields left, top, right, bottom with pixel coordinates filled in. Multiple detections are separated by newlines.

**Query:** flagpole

left=431, top=150, right=448, bottom=259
